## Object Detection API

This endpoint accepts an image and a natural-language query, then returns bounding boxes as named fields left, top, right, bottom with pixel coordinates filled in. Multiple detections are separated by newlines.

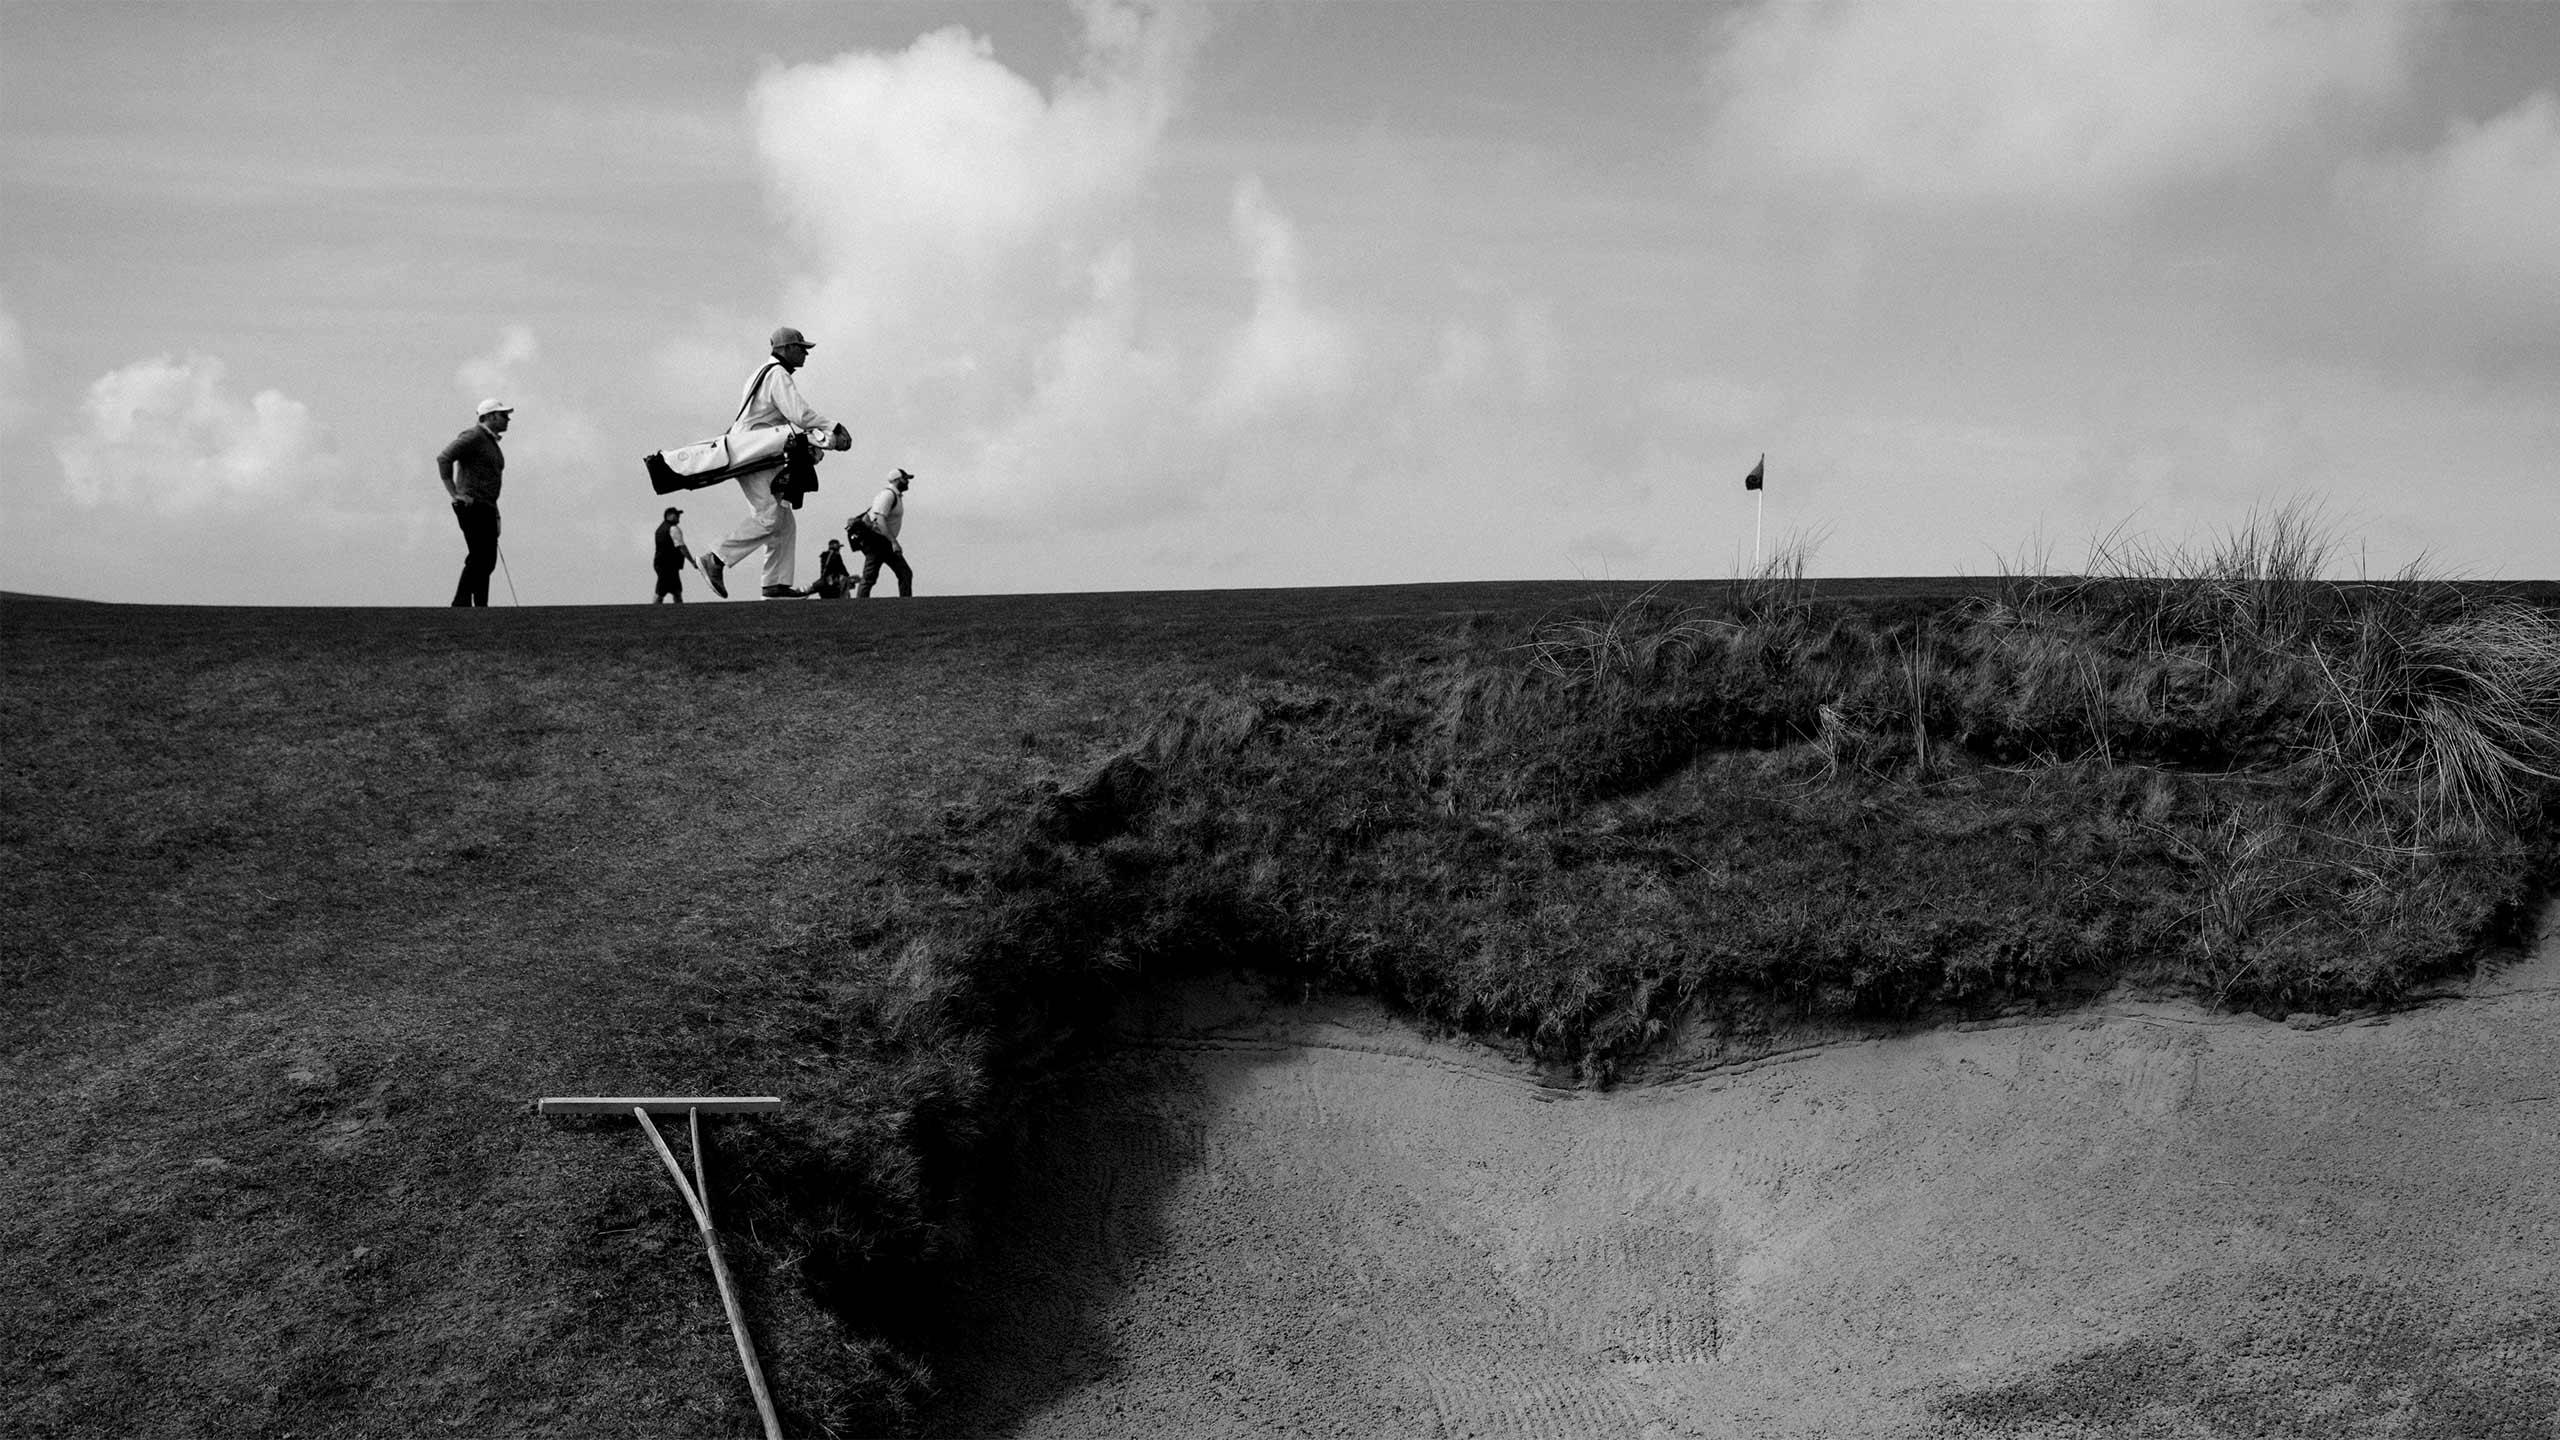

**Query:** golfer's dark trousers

left=452, top=500, right=500, bottom=607
left=856, top=539, right=912, bottom=597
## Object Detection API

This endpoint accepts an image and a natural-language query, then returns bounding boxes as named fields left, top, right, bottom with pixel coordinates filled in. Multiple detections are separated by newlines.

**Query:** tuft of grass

left=1738, top=529, right=1825, bottom=618
left=2302, top=599, right=2560, bottom=835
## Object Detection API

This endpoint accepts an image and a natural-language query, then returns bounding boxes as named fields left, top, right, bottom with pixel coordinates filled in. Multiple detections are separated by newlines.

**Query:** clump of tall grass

left=932, top=509, right=2558, bottom=1080
left=1971, top=501, right=2560, bottom=835
left=2302, top=599, right=2560, bottom=835
left=1737, top=529, right=1824, bottom=618
left=1522, top=585, right=1731, bottom=687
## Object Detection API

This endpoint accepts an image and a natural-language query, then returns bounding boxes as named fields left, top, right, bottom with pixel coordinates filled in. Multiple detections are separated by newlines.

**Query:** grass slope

left=1, top=584, right=1709, bottom=1437
left=6, top=574, right=2554, bottom=1437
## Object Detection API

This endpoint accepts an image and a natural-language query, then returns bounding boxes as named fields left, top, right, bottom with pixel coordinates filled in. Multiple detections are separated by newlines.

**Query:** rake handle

left=637, top=1107, right=782, bottom=1440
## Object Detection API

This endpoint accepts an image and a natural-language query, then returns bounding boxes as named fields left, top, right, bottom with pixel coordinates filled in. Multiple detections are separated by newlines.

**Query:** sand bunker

left=928, top=925, right=2560, bottom=1438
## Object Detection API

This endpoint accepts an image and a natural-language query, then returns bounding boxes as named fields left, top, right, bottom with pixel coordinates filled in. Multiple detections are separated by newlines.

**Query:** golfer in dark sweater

left=435, top=398, right=511, bottom=606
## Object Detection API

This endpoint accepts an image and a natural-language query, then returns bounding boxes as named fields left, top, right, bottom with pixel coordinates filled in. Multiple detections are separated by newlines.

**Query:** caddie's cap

left=476, top=397, right=513, bottom=417
left=891, top=468, right=914, bottom=483
left=769, top=326, right=814, bottom=351
left=663, top=506, right=682, bottom=518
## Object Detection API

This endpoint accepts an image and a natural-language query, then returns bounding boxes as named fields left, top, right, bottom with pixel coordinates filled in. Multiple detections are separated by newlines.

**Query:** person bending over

left=848, top=468, right=915, bottom=598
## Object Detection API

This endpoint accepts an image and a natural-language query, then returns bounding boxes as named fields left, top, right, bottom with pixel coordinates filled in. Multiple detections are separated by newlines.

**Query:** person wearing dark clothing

left=436, top=398, right=511, bottom=606
left=654, top=506, right=697, bottom=604
left=810, top=539, right=852, bottom=599
left=848, top=468, right=914, bottom=597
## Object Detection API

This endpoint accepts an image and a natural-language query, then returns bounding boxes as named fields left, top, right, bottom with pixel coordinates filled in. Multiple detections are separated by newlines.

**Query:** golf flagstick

left=1743, top=452, right=1766, bottom=573
left=539, top=1095, right=785, bottom=1439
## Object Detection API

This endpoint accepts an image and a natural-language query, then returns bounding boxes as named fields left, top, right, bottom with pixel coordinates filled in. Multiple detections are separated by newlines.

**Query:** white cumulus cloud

left=0, top=290, right=28, bottom=439
left=720, top=1, right=1374, bottom=537
left=451, top=324, right=610, bottom=499
left=56, top=355, right=337, bottom=514
left=456, top=323, right=540, bottom=406
left=1701, top=0, right=2419, bottom=207
left=747, top=0, right=1193, bottom=381
left=973, top=241, right=1196, bottom=524
left=1202, top=177, right=1358, bottom=428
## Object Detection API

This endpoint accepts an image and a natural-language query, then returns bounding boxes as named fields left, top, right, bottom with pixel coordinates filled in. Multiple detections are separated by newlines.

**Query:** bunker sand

left=935, top=924, right=2560, bottom=1438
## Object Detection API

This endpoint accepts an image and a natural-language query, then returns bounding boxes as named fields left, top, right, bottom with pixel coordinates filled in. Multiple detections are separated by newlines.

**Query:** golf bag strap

left=732, top=362, right=780, bottom=430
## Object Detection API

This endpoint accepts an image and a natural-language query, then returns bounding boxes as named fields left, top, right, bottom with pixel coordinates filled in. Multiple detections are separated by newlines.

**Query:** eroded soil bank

left=926, top=926, right=2560, bottom=1439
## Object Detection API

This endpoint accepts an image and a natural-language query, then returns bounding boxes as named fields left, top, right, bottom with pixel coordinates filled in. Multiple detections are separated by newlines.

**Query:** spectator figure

left=848, top=468, right=915, bottom=598
left=809, top=539, right=852, bottom=600
left=653, top=506, right=697, bottom=604
left=435, top=398, right=511, bottom=607
left=700, top=326, right=851, bottom=600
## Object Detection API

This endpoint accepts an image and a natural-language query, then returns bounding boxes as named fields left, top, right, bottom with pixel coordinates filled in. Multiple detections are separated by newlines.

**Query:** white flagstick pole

left=1744, top=452, right=1766, bottom=573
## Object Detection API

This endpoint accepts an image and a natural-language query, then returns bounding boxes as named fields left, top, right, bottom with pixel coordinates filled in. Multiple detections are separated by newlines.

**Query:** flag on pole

left=1744, top=454, right=1765, bottom=491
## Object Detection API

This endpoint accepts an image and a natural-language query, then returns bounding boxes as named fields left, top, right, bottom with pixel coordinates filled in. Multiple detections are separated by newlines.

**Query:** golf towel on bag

left=644, top=425, right=819, bottom=495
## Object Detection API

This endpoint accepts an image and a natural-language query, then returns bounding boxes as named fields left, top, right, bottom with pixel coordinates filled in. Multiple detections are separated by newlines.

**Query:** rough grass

left=7, top=565, right=2555, bottom=1437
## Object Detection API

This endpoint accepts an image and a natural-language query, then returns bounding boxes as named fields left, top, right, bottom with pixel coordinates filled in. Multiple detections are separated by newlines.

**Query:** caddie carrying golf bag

left=642, top=359, right=823, bottom=507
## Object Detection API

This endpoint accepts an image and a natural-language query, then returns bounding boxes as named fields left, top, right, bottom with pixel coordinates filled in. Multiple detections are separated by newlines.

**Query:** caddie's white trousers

left=712, top=466, right=796, bottom=591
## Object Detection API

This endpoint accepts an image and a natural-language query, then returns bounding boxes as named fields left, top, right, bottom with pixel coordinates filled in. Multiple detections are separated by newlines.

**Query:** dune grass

left=882, top=512, right=2559, bottom=1069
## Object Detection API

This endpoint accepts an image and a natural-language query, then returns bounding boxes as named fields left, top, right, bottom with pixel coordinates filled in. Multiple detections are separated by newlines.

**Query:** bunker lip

left=920, top=924, right=2560, bottom=1438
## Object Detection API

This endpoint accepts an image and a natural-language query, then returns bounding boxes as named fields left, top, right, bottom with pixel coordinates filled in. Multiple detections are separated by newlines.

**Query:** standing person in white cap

left=435, top=397, right=512, bottom=607
left=701, top=326, right=851, bottom=600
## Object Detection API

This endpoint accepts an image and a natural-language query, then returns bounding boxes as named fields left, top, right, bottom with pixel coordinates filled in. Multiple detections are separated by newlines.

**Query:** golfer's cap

left=663, top=506, right=682, bottom=518
left=476, top=397, right=513, bottom=417
left=769, top=326, right=814, bottom=351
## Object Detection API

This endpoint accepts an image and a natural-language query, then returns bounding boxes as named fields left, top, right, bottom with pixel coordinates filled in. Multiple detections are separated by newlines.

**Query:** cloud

left=1426, top=323, right=1495, bottom=400
left=1420, top=298, right=1571, bottom=410
left=1504, top=300, right=1561, bottom=401
left=2335, top=89, right=2560, bottom=310
left=1701, top=0, right=2419, bottom=207
left=1201, top=177, right=1358, bottom=428
left=746, top=0, right=1194, bottom=375
left=719, top=1, right=1384, bottom=541
left=968, top=240, right=1195, bottom=525
left=0, top=289, right=27, bottom=439
left=706, top=0, right=1202, bottom=509
left=56, top=355, right=337, bottom=514
left=452, top=325, right=610, bottom=499
left=455, top=323, right=539, bottom=405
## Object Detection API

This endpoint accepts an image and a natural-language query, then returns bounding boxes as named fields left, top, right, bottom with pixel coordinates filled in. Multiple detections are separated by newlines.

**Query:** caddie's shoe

left=701, top=554, right=727, bottom=597
left=762, top=585, right=800, bottom=599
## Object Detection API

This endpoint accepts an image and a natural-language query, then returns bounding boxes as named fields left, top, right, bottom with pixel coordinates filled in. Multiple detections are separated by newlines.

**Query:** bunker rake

left=537, top=1095, right=786, bottom=1439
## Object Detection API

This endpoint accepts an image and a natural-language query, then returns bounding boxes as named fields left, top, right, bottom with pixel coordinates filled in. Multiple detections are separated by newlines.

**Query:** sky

left=1, top=0, right=2555, bottom=607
